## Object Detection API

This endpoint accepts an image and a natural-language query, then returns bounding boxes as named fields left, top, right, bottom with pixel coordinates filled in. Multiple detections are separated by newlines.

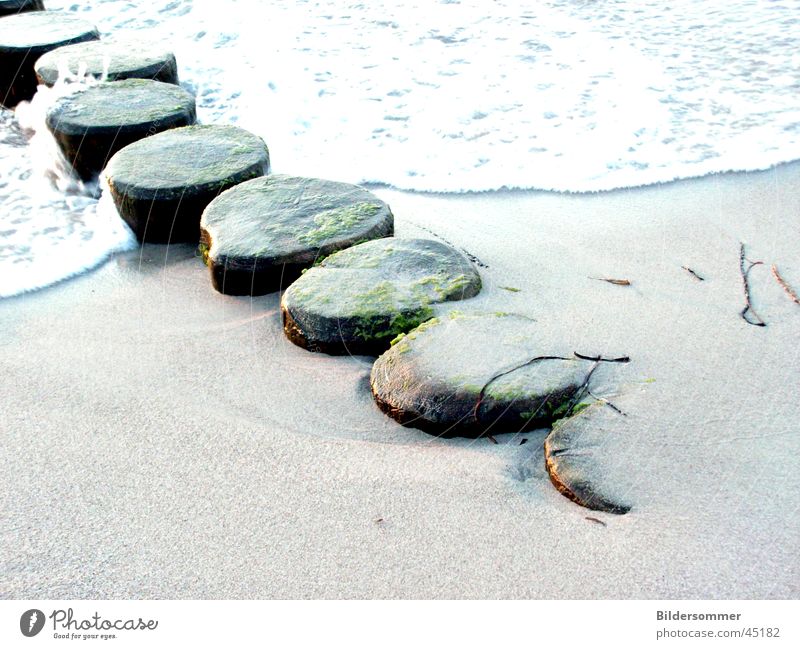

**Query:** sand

left=1, top=162, right=798, bottom=599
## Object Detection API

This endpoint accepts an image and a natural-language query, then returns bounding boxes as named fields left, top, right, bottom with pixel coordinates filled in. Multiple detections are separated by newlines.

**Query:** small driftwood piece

left=771, top=264, right=800, bottom=306
left=585, top=517, right=607, bottom=527
left=590, top=277, right=631, bottom=286
left=739, top=243, right=766, bottom=327
left=681, top=266, right=705, bottom=281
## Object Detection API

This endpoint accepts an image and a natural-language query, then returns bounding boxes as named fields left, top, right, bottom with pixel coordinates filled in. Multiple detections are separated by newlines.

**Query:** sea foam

left=2, top=0, right=799, bottom=296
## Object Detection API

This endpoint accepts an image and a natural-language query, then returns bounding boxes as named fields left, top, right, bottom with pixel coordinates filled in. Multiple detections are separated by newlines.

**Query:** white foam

left=2, top=0, right=799, bottom=296
left=0, top=102, right=136, bottom=299
left=37, top=0, right=800, bottom=193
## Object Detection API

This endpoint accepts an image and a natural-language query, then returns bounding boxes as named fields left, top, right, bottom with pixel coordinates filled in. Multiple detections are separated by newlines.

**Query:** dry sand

left=1, top=162, right=798, bottom=598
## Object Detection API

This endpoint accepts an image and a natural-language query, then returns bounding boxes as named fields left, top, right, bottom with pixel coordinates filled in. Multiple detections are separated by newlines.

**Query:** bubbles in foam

left=0, top=81, right=136, bottom=299
left=15, top=75, right=106, bottom=197
left=35, top=0, right=800, bottom=193
left=2, top=0, right=799, bottom=296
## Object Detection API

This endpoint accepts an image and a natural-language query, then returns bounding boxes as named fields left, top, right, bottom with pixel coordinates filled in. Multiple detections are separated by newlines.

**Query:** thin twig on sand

left=587, top=389, right=627, bottom=416
left=573, top=352, right=630, bottom=364
left=407, top=221, right=488, bottom=268
left=589, top=277, right=631, bottom=286
left=681, top=266, right=705, bottom=281
left=739, top=242, right=766, bottom=327
left=771, top=264, right=800, bottom=306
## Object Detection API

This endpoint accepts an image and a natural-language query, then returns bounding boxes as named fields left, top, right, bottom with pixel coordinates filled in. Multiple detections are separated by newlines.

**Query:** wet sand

left=1, top=162, right=798, bottom=598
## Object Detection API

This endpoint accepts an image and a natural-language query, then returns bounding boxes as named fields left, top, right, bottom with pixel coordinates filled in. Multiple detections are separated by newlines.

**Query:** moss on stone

left=298, top=202, right=383, bottom=246
left=350, top=286, right=434, bottom=343
left=387, top=309, right=434, bottom=339
left=46, top=79, right=195, bottom=133
left=459, top=383, right=485, bottom=395
left=351, top=280, right=400, bottom=314
left=571, top=401, right=592, bottom=416
left=389, top=332, right=407, bottom=347
left=197, top=242, right=210, bottom=267
left=550, top=401, right=573, bottom=419
left=370, top=313, right=622, bottom=439
left=408, top=272, right=476, bottom=302
left=388, top=330, right=413, bottom=354
left=282, top=239, right=479, bottom=354
left=403, top=316, right=442, bottom=340
left=549, top=399, right=592, bottom=420
left=106, top=125, right=270, bottom=193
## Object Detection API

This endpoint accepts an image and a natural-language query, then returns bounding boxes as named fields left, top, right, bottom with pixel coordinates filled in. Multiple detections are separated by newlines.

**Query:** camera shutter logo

left=20, top=609, right=46, bottom=638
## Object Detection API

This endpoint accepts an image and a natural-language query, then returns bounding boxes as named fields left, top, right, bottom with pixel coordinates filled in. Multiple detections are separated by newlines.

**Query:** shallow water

left=2, top=0, right=799, bottom=296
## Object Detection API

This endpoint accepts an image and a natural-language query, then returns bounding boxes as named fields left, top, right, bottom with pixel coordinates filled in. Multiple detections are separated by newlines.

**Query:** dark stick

left=473, top=353, right=630, bottom=422
left=573, top=352, right=630, bottom=363
left=564, top=361, right=601, bottom=416
left=473, top=355, right=572, bottom=421
left=587, top=389, right=627, bottom=416
left=585, top=517, right=607, bottom=526
left=406, top=220, right=488, bottom=268
left=681, top=266, right=705, bottom=281
left=589, top=277, right=631, bottom=286
left=739, top=242, right=766, bottom=327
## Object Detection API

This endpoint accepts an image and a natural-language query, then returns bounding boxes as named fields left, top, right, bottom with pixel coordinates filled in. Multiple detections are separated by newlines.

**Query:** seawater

left=1, top=0, right=799, bottom=297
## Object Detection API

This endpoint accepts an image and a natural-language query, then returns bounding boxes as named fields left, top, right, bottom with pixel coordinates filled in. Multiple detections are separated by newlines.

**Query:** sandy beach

left=1, top=161, right=798, bottom=599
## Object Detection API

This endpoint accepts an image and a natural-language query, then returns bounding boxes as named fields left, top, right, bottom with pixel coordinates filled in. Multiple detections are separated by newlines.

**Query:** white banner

left=0, top=600, right=797, bottom=648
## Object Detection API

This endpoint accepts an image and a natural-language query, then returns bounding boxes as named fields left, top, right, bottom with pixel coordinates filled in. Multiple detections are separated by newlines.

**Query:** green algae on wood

left=298, top=202, right=383, bottom=246
left=370, top=312, right=614, bottom=437
left=46, top=79, right=196, bottom=180
left=105, top=124, right=270, bottom=244
left=0, top=11, right=99, bottom=107
left=35, top=39, right=179, bottom=87
left=200, top=174, right=394, bottom=296
left=281, top=238, right=481, bottom=356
